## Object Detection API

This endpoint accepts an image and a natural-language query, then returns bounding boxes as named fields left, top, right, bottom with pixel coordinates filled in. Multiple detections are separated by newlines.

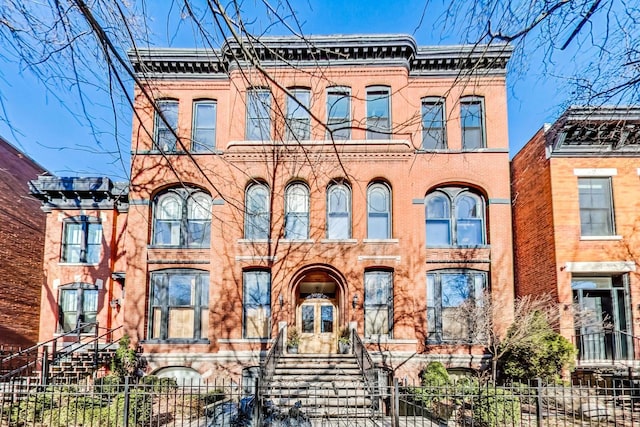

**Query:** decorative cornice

left=128, top=35, right=512, bottom=79
left=29, top=176, right=129, bottom=211
left=546, top=106, right=640, bottom=156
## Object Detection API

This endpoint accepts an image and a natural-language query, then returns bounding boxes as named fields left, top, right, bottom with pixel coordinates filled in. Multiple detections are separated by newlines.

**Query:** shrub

left=473, top=387, right=521, bottom=427
left=421, top=361, right=451, bottom=386
left=499, top=313, right=576, bottom=381
left=95, top=373, right=124, bottom=395
left=110, top=335, right=141, bottom=380
left=200, top=389, right=226, bottom=405
left=103, top=390, right=152, bottom=426
left=139, top=375, right=178, bottom=392
left=3, top=393, right=54, bottom=425
left=41, top=396, right=105, bottom=427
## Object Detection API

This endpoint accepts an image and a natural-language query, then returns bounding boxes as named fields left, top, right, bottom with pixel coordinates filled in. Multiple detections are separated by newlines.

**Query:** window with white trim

left=460, top=96, right=485, bottom=149
left=421, top=97, right=446, bottom=149
left=58, top=283, right=98, bottom=333
left=366, top=86, right=391, bottom=139
left=192, top=100, right=216, bottom=152
left=425, top=188, right=485, bottom=247
left=364, top=270, right=393, bottom=338
left=578, top=177, right=615, bottom=236
left=326, top=183, right=351, bottom=239
left=326, top=87, right=351, bottom=139
left=154, top=99, right=179, bottom=152
left=61, top=216, right=102, bottom=264
left=246, top=88, right=271, bottom=140
left=243, top=270, right=271, bottom=338
left=285, top=182, right=309, bottom=239
left=245, top=183, right=270, bottom=239
left=286, top=89, right=311, bottom=140
left=152, top=188, right=212, bottom=248
left=367, top=183, right=391, bottom=239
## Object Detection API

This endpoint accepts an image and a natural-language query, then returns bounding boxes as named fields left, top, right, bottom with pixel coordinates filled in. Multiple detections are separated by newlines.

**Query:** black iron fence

left=2, top=375, right=640, bottom=426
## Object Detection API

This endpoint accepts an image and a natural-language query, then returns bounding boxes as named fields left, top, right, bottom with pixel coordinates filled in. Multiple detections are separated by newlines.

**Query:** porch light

left=110, top=299, right=121, bottom=309
left=278, top=294, right=284, bottom=308
left=352, top=294, right=359, bottom=309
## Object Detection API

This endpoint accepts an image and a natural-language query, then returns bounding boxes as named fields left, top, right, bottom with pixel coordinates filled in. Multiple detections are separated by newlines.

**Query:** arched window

left=245, top=183, right=270, bottom=239
left=149, top=269, right=209, bottom=341
left=425, top=188, right=485, bottom=247
left=367, top=183, right=391, bottom=239
left=326, top=182, right=351, bottom=239
left=58, top=283, right=98, bottom=333
left=285, top=182, right=309, bottom=239
left=153, top=188, right=212, bottom=247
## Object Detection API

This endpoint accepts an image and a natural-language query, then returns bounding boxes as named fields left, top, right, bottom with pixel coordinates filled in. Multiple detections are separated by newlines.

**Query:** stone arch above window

left=425, top=187, right=486, bottom=247
left=152, top=187, right=212, bottom=248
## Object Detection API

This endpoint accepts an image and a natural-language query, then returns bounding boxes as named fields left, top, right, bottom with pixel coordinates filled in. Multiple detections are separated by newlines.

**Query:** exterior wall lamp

left=278, top=294, right=284, bottom=308
left=110, top=299, right=121, bottom=310
left=352, top=294, right=359, bottom=309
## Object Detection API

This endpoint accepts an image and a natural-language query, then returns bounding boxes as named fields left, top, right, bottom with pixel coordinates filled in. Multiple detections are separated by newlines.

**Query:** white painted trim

left=235, top=256, right=277, bottom=262
left=564, top=261, right=636, bottom=273
left=278, top=239, right=315, bottom=244
left=580, top=235, right=623, bottom=241
left=237, top=239, right=272, bottom=244
left=573, top=168, right=617, bottom=177
left=320, top=239, right=358, bottom=244
left=362, top=239, right=399, bottom=244
left=637, top=168, right=640, bottom=176
left=357, top=255, right=401, bottom=263
left=364, top=338, right=418, bottom=344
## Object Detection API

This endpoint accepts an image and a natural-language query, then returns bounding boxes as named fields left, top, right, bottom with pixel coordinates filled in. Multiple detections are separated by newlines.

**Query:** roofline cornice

left=128, top=35, right=512, bottom=79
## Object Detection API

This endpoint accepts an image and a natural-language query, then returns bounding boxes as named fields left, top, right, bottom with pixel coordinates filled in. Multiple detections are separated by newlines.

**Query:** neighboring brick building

left=512, top=106, right=640, bottom=363
left=0, top=136, right=47, bottom=347
left=32, top=35, right=515, bottom=379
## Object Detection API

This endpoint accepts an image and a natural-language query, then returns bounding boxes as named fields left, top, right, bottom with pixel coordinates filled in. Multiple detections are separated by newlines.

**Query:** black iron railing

left=260, top=326, right=284, bottom=387
left=573, top=329, right=640, bottom=365
left=351, top=328, right=380, bottom=414
left=0, top=323, right=121, bottom=383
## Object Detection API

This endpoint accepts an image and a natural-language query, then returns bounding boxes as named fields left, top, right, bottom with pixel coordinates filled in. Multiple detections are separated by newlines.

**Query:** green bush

left=110, top=335, right=141, bottom=380
left=500, top=313, right=576, bottom=381
left=473, top=387, right=521, bottom=427
left=95, top=373, right=124, bottom=394
left=41, top=396, right=104, bottom=427
left=103, top=390, right=152, bottom=426
left=421, top=361, right=451, bottom=386
left=200, top=388, right=226, bottom=405
left=139, top=374, right=178, bottom=392
left=2, top=393, right=54, bottom=425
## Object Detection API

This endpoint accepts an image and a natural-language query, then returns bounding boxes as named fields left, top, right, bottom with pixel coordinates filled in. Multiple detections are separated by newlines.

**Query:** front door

left=298, top=299, right=337, bottom=353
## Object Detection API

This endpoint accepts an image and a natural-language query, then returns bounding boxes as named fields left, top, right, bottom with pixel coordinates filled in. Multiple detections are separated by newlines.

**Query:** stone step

left=263, top=386, right=369, bottom=398
left=264, top=396, right=373, bottom=409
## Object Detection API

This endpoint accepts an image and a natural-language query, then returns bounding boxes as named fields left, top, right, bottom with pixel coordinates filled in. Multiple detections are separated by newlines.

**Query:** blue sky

left=0, top=1, right=582, bottom=180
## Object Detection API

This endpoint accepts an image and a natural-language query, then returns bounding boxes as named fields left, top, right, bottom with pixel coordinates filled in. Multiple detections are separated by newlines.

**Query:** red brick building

left=512, top=106, right=640, bottom=363
left=0, top=136, right=46, bottom=347
left=32, top=35, right=515, bottom=379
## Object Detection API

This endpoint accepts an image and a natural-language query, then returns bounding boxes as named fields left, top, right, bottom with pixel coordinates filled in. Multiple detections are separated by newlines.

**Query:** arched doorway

left=290, top=266, right=347, bottom=354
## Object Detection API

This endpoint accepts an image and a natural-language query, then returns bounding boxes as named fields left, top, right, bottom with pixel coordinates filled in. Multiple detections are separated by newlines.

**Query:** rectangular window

left=421, top=98, right=446, bottom=149
left=461, top=98, right=485, bottom=149
left=58, top=288, right=98, bottom=333
left=155, top=100, right=179, bottom=152
left=246, top=89, right=271, bottom=140
left=62, top=217, right=102, bottom=264
left=326, top=88, right=351, bottom=139
left=243, top=271, right=271, bottom=339
left=149, top=270, right=209, bottom=341
left=364, top=271, right=393, bottom=338
left=578, top=177, right=615, bottom=236
left=192, top=101, right=216, bottom=152
left=366, top=86, right=391, bottom=140
left=286, top=89, right=311, bottom=140
left=427, top=270, right=485, bottom=343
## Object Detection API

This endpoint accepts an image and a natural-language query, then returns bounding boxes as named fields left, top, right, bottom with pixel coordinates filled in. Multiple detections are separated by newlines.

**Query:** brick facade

left=0, top=137, right=46, bottom=347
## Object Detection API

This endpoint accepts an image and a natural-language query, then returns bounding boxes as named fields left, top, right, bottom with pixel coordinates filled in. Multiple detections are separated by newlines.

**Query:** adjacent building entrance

left=573, top=276, right=632, bottom=361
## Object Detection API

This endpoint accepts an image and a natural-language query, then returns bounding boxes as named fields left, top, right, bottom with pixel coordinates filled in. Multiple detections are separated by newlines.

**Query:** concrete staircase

left=262, top=353, right=379, bottom=419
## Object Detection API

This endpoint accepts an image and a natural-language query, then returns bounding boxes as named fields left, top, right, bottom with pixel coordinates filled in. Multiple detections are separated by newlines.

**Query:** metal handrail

left=351, top=328, right=379, bottom=413
left=573, top=329, right=640, bottom=364
left=0, top=324, right=122, bottom=382
left=260, top=327, right=285, bottom=387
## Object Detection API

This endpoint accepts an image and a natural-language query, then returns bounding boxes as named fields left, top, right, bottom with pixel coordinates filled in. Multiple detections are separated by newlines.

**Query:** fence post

left=392, top=377, right=399, bottom=427
left=40, top=346, right=49, bottom=386
left=123, top=376, right=131, bottom=427
left=535, top=378, right=543, bottom=427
